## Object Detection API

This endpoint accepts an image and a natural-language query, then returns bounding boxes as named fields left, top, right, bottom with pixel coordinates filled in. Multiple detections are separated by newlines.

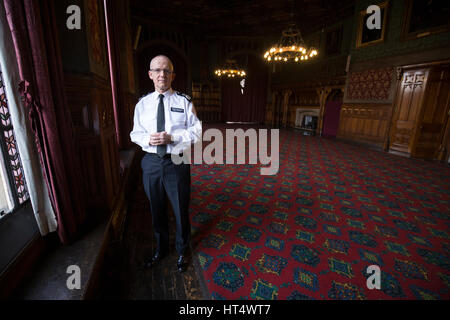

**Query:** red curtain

left=103, top=0, right=123, bottom=148
left=322, top=101, right=342, bottom=137
left=4, top=0, right=86, bottom=244
left=221, top=55, right=268, bottom=123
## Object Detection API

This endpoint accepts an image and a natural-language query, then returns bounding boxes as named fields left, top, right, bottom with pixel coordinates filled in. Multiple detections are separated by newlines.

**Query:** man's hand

left=149, top=131, right=172, bottom=146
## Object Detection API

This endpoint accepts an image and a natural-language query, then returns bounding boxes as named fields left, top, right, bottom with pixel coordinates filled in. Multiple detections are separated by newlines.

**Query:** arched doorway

left=136, top=42, right=189, bottom=97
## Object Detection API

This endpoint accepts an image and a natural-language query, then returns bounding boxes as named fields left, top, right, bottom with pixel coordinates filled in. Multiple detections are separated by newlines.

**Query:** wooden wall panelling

left=410, top=66, right=450, bottom=159
left=123, top=92, right=137, bottom=149
left=338, top=104, right=392, bottom=148
left=65, top=75, right=120, bottom=212
left=437, top=113, right=450, bottom=162
left=289, top=88, right=320, bottom=106
left=282, top=90, right=291, bottom=128
left=65, top=75, right=102, bottom=208
left=191, top=82, right=221, bottom=123
left=78, top=136, right=104, bottom=207
left=99, top=90, right=120, bottom=210
left=389, top=69, right=429, bottom=155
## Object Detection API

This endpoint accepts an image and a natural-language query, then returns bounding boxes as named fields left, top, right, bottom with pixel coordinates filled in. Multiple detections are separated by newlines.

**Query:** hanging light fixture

left=214, top=59, right=246, bottom=78
left=264, top=23, right=318, bottom=63
left=264, top=0, right=318, bottom=63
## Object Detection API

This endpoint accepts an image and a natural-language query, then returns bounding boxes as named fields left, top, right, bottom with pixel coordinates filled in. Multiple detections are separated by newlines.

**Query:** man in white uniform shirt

left=130, top=55, right=202, bottom=272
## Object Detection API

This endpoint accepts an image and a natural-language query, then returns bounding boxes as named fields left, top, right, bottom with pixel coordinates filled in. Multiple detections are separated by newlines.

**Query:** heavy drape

left=0, top=1, right=56, bottom=235
left=221, top=55, right=268, bottom=123
left=3, top=0, right=85, bottom=244
left=322, top=101, right=342, bottom=137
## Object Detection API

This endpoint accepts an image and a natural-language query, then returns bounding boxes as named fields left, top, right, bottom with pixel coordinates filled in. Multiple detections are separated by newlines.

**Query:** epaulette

left=176, top=91, right=192, bottom=102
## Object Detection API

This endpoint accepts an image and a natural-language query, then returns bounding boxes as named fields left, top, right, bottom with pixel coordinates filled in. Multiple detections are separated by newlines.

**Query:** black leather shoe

left=144, top=251, right=165, bottom=269
left=177, top=255, right=186, bottom=273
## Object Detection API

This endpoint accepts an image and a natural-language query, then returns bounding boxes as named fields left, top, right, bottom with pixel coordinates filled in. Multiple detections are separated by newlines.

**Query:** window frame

left=0, top=63, right=30, bottom=220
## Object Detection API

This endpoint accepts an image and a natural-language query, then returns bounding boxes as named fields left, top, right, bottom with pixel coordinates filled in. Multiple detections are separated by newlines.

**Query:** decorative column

left=317, top=87, right=331, bottom=135
left=282, top=90, right=292, bottom=128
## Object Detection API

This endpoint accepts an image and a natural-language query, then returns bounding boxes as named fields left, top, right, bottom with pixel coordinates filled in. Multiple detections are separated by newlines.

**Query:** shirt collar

left=153, top=88, right=173, bottom=100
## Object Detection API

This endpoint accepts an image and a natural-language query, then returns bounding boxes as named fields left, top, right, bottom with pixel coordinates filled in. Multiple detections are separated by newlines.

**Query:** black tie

left=157, top=94, right=166, bottom=157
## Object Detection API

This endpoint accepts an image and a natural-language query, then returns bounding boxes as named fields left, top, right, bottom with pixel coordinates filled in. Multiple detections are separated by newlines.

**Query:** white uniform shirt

left=130, top=89, right=202, bottom=154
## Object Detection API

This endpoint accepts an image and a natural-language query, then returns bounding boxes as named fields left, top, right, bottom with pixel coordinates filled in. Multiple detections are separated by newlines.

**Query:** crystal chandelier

left=264, top=23, right=318, bottom=62
left=214, top=59, right=246, bottom=78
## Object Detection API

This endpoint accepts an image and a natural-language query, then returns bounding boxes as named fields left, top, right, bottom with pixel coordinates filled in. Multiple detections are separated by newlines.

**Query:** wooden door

left=412, top=66, right=450, bottom=159
left=437, top=114, right=450, bottom=162
left=389, top=69, right=429, bottom=155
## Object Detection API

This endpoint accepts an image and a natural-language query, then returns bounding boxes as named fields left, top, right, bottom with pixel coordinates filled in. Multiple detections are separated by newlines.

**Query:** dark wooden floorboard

left=96, top=184, right=204, bottom=300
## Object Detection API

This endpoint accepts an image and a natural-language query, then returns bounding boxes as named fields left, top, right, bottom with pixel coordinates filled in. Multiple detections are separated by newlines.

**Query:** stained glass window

left=0, top=66, right=29, bottom=218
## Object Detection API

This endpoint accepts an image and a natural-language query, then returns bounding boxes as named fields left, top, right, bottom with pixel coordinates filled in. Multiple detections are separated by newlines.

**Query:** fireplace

left=295, top=108, right=320, bottom=135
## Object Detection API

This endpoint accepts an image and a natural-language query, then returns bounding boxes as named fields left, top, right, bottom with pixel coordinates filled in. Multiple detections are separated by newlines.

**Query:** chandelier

left=214, top=59, right=246, bottom=78
left=264, top=23, right=318, bottom=62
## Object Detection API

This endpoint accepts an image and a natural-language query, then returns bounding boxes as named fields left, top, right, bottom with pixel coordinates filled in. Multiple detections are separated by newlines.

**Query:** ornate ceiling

left=130, top=0, right=356, bottom=38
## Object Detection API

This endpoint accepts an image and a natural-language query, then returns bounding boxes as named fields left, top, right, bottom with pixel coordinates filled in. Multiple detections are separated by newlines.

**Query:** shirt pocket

left=170, top=111, right=186, bottom=126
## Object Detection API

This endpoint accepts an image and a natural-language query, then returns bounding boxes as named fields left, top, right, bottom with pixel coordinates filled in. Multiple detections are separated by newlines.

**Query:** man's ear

left=148, top=70, right=152, bottom=80
left=171, top=72, right=176, bottom=81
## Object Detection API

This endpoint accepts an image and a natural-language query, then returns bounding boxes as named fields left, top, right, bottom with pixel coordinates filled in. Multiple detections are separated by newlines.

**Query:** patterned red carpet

left=189, top=126, right=450, bottom=300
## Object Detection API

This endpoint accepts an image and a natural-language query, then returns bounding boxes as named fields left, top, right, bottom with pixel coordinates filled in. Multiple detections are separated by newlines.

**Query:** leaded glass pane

left=0, top=67, right=29, bottom=214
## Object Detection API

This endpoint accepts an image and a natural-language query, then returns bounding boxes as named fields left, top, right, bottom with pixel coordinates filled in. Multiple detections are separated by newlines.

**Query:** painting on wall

left=402, top=0, right=450, bottom=39
left=356, top=1, right=389, bottom=48
left=85, top=0, right=108, bottom=79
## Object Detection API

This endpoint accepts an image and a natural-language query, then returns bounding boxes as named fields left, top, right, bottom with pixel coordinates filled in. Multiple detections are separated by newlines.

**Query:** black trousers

left=141, top=153, right=191, bottom=255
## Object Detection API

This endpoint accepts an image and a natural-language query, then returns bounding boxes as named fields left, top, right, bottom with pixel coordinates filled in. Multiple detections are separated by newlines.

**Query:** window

left=0, top=65, right=29, bottom=219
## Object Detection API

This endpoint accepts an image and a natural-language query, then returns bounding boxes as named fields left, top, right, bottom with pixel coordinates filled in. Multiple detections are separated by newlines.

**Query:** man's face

left=148, top=56, right=175, bottom=93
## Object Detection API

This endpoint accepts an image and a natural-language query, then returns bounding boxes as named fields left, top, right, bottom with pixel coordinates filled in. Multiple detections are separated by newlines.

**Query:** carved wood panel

left=338, top=104, right=392, bottom=148
left=412, top=66, right=450, bottom=159
left=78, top=136, right=105, bottom=207
left=389, top=69, right=429, bottom=154
left=65, top=75, right=120, bottom=211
